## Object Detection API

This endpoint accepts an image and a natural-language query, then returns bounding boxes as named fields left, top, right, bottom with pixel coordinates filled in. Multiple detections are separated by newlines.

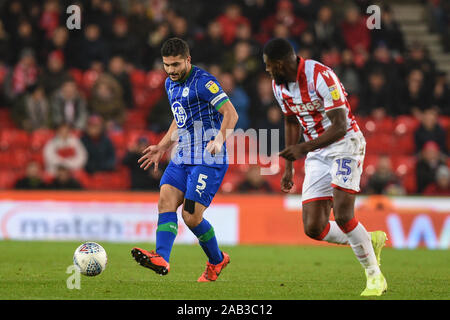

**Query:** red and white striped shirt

left=272, top=57, right=359, bottom=142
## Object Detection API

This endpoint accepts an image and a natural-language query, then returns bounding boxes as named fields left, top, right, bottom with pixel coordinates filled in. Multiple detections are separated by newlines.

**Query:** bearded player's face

left=163, top=55, right=191, bottom=82
left=263, top=54, right=288, bottom=85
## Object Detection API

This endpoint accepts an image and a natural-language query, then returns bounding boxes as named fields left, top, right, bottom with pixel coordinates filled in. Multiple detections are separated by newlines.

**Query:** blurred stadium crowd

left=0, top=0, right=448, bottom=195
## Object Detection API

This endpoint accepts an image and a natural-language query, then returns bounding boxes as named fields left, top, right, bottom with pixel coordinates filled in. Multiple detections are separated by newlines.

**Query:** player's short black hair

left=161, top=37, right=190, bottom=58
left=263, top=38, right=295, bottom=61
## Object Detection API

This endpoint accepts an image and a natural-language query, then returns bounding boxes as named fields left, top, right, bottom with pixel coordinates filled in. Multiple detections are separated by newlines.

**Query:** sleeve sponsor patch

left=329, top=84, right=340, bottom=101
left=205, top=80, right=219, bottom=94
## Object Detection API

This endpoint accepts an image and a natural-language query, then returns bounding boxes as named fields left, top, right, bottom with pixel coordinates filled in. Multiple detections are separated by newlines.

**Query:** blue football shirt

left=165, top=65, right=230, bottom=166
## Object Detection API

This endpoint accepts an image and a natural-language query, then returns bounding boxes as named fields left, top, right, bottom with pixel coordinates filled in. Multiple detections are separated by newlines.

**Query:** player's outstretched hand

left=280, top=171, right=294, bottom=193
left=206, top=138, right=223, bottom=155
left=138, top=145, right=164, bottom=171
left=279, top=144, right=308, bottom=161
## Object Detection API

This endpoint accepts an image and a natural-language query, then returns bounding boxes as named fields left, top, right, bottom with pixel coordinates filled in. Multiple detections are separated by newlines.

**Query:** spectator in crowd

left=400, top=69, right=431, bottom=116
left=80, top=115, right=116, bottom=174
left=142, top=21, right=170, bottom=70
left=219, top=72, right=250, bottom=130
left=50, top=79, right=88, bottom=130
left=193, top=20, right=226, bottom=66
left=259, top=0, right=307, bottom=45
left=358, top=69, right=395, bottom=117
left=40, top=50, right=71, bottom=96
left=40, top=25, right=69, bottom=66
left=106, top=55, right=133, bottom=109
left=249, top=73, right=277, bottom=126
left=4, top=48, right=39, bottom=100
left=43, top=122, right=88, bottom=175
left=79, top=24, right=109, bottom=70
left=431, top=71, right=450, bottom=115
left=39, top=0, right=60, bottom=40
left=11, top=19, right=38, bottom=62
left=403, top=43, right=436, bottom=85
left=312, top=5, right=345, bottom=52
left=334, top=49, right=361, bottom=97
left=0, top=19, right=12, bottom=64
left=423, top=165, right=450, bottom=196
left=47, top=165, right=83, bottom=190
left=370, top=5, right=405, bottom=56
left=146, top=95, right=173, bottom=133
left=223, top=41, right=260, bottom=77
left=414, top=108, right=448, bottom=154
left=215, top=3, right=251, bottom=46
left=257, top=104, right=285, bottom=154
left=364, top=44, right=402, bottom=92
left=14, top=161, right=47, bottom=190
left=89, top=74, right=126, bottom=128
left=12, top=84, right=50, bottom=131
left=415, top=141, right=447, bottom=193
left=126, top=0, right=154, bottom=43
left=340, top=5, right=371, bottom=55
left=108, top=17, right=140, bottom=67
left=237, top=165, right=273, bottom=193
left=365, top=155, right=405, bottom=195
left=122, top=136, right=164, bottom=190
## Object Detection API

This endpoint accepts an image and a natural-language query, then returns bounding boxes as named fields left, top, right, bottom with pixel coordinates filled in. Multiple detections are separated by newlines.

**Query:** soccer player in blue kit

left=131, top=38, right=238, bottom=282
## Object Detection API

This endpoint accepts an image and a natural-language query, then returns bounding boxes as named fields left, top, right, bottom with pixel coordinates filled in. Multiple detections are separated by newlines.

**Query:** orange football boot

left=197, top=252, right=230, bottom=282
left=131, top=247, right=170, bottom=275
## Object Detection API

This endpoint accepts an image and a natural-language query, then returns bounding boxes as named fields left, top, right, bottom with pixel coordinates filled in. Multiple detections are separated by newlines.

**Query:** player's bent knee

left=181, top=210, right=202, bottom=228
left=304, top=224, right=327, bottom=240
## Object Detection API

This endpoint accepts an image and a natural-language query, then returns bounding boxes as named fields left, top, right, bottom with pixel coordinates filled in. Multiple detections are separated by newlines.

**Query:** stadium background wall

left=0, top=191, right=448, bottom=250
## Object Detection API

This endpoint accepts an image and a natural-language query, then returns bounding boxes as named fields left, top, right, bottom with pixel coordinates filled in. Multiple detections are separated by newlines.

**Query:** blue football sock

left=190, top=219, right=223, bottom=265
left=155, top=212, right=178, bottom=262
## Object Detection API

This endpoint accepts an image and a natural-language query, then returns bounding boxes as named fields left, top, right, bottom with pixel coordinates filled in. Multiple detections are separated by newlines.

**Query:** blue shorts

left=159, top=161, right=228, bottom=207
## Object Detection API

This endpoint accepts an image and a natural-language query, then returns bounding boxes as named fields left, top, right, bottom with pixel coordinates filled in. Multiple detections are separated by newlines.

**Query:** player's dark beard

left=273, top=73, right=288, bottom=85
left=169, top=62, right=188, bottom=81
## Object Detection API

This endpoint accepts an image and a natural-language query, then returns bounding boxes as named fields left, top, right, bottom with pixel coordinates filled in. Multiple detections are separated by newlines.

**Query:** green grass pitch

left=0, top=240, right=448, bottom=300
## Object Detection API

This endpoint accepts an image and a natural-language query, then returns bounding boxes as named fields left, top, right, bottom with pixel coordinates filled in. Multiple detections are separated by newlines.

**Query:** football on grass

left=73, top=242, right=108, bottom=276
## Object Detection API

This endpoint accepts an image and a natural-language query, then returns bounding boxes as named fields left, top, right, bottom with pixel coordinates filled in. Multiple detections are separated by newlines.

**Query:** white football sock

left=345, top=222, right=381, bottom=276
left=322, top=221, right=349, bottom=245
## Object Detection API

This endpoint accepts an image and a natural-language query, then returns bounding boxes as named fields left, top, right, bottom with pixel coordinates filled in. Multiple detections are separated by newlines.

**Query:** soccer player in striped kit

left=132, top=38, right=238, bottom=282
left=263, top=38, right=387, bottom=296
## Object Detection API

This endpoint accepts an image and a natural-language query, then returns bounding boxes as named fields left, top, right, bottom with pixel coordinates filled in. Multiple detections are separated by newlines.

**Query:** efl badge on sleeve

left=205, top=80, right=219, bottom=94
left=329, top=85, right=340, bottom=101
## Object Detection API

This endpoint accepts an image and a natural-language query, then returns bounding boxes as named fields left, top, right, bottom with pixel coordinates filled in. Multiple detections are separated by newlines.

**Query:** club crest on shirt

left=205, top=80, right=219, bottom=94
left=329, top=84, right=340, bottom=101
left=171, top=101, right=187, bottom=127
left=182, top=87, right=189, bottom=97
left=308, top=82, right=315, bottom=94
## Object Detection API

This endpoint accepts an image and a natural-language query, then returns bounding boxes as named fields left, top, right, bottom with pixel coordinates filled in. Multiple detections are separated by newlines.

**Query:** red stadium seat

left=146, top=70, right=166, bottom=89
left=0, top=109, right=16, bottom=129
left=219, top=171, right=243, bottom=193
left=130, top=70, right=147, bottom=88
left=393, top=133, right=416, bottom=155
left=391, top=155, right=416, bottom=177
left=108, top=131, right=126, bottom=150
left=365, top=133, right=395, bottom=155
left=82, top=70, right=100, bottom=93
left=124, top=110, right=147, bottom=130
left=0, top=170, right=17, bottom=189
left=0, top=129, right=30, bottom=150
left=133, top=87, right=152, bottom=110
left=394, top=115, right=420, bottom=135
left=30, top=129, right=54, bottom=151
left=69, top=68, right=84, bottom=87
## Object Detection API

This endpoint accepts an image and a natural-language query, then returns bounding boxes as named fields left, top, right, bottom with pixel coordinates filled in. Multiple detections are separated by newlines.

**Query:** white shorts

left=301, top=131, right=366, bottom=204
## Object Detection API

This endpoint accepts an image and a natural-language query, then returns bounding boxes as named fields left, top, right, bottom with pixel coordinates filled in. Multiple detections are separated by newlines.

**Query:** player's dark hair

left=263, top=38, right=295, bottom=61
left=161, top=37, right=190, bottom=58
